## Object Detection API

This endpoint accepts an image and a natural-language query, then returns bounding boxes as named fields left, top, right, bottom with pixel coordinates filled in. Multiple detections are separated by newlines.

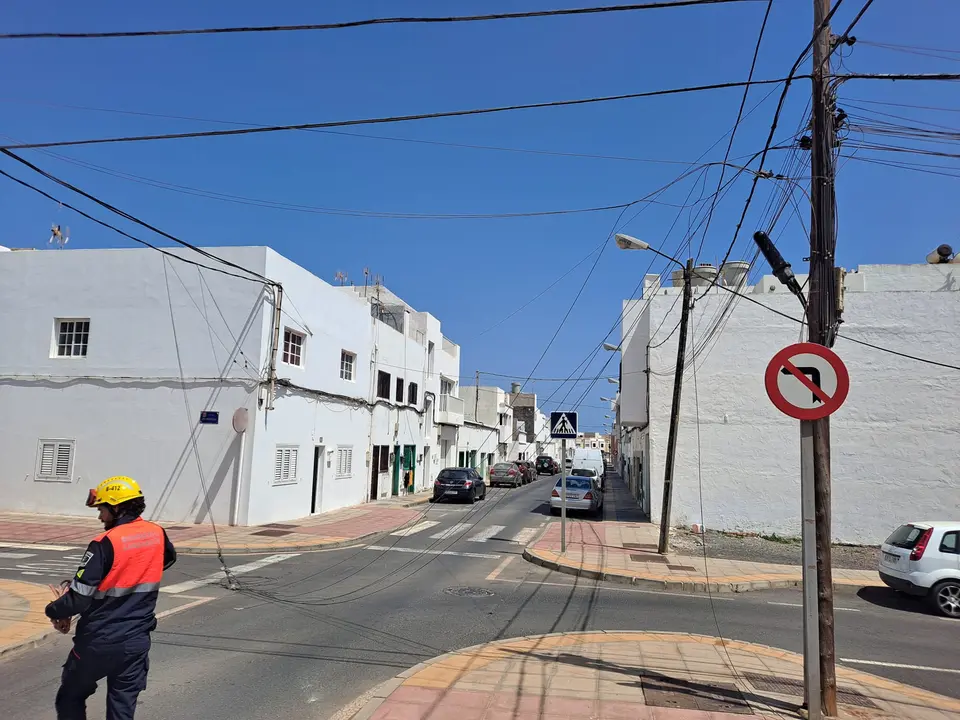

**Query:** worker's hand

left=51, top=617, right=72, bottom=634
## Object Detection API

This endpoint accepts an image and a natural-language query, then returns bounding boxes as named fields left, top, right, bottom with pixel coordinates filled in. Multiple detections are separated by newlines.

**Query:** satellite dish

left=926, top=244, right=954, bottom=264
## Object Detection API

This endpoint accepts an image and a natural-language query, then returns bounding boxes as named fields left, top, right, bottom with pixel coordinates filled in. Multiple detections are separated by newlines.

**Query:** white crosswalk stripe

left=0, top=552, right=36, bottom=559
left=467, top=525, right=506, bottom=543
left=511, top=528, right=539, bottom=545
left=390, top=520, right=440, bottom=537
left=428, top=523, right=473, bottom=540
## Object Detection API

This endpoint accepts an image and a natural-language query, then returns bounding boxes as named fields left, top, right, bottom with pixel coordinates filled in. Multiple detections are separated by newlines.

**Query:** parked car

left=572, top=448, right=606, bottom=487
left=516, top=461, right=536, bottom=484
left=432, top=467, right=486, bottom=504
left=550, top=475, right=603, bottom=518
left=489, top=462, right=523, bottom=488
left=536, top=456, right=559, bottom=474
left=878, top=521, right=960, bottom=618
left=571, top=467, right=602, bottom=493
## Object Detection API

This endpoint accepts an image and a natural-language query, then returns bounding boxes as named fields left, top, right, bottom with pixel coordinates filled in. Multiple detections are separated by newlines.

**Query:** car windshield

left=492, top=463, right=513, bottom=470
left=572, top=468, right=596, bottom=477
left=438, top=469, right=469, bottom=480
left=885, top=524, right=927, bottom=549
left=555, top=477, right=592, bottom=491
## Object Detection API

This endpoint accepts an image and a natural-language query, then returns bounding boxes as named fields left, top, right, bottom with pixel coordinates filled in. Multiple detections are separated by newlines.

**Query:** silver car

left=489, top=462, right=523, bottom=488
left=550, top=475, right=603, bottom=517
left=571, top=467, right=602, bottom=493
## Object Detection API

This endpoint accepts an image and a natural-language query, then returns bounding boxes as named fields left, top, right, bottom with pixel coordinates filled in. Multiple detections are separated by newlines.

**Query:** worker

left=45, top=476, right=177, bottom=720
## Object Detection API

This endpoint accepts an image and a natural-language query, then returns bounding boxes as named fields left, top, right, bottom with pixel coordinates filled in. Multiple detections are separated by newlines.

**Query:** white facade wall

left=620, top=263, right=960, bottom=544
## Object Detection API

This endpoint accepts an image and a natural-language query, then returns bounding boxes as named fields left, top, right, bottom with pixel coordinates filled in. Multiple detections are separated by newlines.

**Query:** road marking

left=490, top=578, right=736, bottom=600
left=365, top=545, right=501, bottom=560
left=511, top=528, right=539, bottom=545
left=768, top=601, right=860, bottom=612
left=467, top=525, right=506, bottom=543
left=390, top=521, right=440, bottom=537
left=156, top=595, right=217, bottom=619
left=0, top=552, right=36, bottom=559
left=486, top=556, right=515, bottom=580
left=0, top=542, right=79, bottom=551
left=428, top=523, right=473, bottom=540
left=840, top=658, right=960, bottom=675
left=160, top=553, right=300, bottom=594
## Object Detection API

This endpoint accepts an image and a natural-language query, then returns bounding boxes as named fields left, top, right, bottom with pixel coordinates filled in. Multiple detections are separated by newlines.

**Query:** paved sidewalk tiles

left=333, top=631, right=959, bottom=720
left=0, top=579, right=58, bottom=656
left=0, top=491, right=432, bottom=555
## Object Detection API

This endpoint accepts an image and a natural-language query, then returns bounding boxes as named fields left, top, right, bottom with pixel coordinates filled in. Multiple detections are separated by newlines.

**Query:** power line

left=0, top=1, right=760, bottom=40
left=2, top=76, right=803, bottom=151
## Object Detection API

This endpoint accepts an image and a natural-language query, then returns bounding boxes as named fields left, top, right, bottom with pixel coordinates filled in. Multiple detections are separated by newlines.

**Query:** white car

left=878, top=521, right=960, bottom=618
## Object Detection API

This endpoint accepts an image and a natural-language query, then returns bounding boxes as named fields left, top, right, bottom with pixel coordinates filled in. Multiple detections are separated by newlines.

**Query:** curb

left=521, top=546, right=877, bottom=594
left=0, top=627, right=59, bottom=658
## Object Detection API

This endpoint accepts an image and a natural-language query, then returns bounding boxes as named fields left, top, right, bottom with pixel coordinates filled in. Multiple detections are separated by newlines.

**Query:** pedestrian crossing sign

left=549, top=411, right=578, bottom=439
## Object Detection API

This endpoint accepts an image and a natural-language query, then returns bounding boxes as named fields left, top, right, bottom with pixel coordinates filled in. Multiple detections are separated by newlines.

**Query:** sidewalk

left=523, top=475, right=881, bottom=593
left=332, top=631, right=959, bottom=720
left=0, top=579, right=58, bottom=656
left=0, top=491, right=432, bottom=555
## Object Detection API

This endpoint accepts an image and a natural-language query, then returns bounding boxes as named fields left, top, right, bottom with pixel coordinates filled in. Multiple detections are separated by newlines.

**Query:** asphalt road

left=3, top=475, right=958, bottom=720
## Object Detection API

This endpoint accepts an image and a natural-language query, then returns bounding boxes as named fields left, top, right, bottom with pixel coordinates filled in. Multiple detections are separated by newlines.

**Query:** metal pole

left=800, top=420, right=821, bottom=720
left=561, top=437, right=567, bottom=553
left=658, top=258, right=693, bottom=555
left=231, top=429, right=246, bottom=527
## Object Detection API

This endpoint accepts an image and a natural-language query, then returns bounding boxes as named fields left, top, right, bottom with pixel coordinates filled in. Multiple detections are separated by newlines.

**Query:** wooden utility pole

left=809, top=0, right=839, bottom=714
left=657, top=258, right=693, bottom=555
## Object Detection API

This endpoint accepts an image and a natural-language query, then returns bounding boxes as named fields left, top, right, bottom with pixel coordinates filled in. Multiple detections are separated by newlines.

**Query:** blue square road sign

left=549, top=411, right=578, bottom=439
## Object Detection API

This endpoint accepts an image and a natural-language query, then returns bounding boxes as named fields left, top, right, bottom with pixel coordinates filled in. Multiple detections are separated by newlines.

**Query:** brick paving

left=0, top=492, right=432, bottom=554
left=333, top=632, right=960, bottom=720
left=0, top=579, right=57, bottom=656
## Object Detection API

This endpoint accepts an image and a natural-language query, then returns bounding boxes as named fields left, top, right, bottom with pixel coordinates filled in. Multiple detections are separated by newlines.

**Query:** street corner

left=0, top=578, right=60, bottom=657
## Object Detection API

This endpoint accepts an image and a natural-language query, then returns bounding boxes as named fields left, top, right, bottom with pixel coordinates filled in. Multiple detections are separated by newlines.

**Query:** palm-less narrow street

left=3, top=475, right=957, bottom=720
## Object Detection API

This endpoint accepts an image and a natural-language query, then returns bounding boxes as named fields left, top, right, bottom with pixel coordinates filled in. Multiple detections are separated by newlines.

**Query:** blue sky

left=1, top=0, right=957, bottom=432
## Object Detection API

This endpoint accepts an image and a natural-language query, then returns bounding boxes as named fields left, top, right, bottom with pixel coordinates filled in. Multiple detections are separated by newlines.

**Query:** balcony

left=437, top=393, right=464, bottom=426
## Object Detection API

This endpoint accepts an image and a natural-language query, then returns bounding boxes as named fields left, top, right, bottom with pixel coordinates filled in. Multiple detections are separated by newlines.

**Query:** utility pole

left=657, top=257, right=693, bottom=555
left=809, top=0, right=839, bottom=714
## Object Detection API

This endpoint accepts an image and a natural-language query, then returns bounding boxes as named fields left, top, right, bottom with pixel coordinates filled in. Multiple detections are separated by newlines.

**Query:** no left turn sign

left=764, top=342, right=849, bottom=421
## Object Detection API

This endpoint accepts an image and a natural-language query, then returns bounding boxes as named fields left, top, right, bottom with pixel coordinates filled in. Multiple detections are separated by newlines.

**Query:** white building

left=619, top=262, right=960, bottom=544
left=575, top=432, right=611, bottom=453
left=0, top=246, right=461, bottom=526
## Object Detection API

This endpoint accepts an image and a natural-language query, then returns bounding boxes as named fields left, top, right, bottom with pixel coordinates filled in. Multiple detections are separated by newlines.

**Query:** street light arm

left=614, top=233, right=684, bottom=269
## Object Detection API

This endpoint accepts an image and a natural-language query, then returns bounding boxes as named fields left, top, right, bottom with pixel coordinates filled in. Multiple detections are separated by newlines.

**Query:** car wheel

left=468, top=490, right=476, bottom=504
left=930, top=580, right=960, bottom=618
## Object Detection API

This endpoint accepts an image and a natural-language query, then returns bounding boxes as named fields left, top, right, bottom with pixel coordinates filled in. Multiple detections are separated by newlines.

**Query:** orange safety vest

left=93, top=518, right=165, bottom=598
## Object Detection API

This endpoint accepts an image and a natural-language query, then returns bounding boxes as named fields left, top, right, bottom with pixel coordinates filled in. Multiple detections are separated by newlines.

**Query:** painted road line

left=365, top=545, right=501, bottom=560
left=428, top=523, right=473, bottom=540
left=156, top=595, right=217, bottom=620
left=467, top=525, right=506, bottom=543
left=840, top=658, right=960, bottom=675
left=160, top=553, right=300, bottom=594
left=491, top=578, right=737, bottom=600
left=510, top=528, right=539, bottom=545
left=390, top=520, right=440, bottom=537
left=486, top=556, right=515, bottom=581
left=0, top=542, right=79, bottom=551
left=768, top=601, right=861, bottom=612
left=0, top=552, right=36, bottom=559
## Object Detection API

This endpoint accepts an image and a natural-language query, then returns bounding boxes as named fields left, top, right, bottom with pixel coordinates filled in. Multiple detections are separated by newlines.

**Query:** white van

left=571, top=449, right=605, bottom=491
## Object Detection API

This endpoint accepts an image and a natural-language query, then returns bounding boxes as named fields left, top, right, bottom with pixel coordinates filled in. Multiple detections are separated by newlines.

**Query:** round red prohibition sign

left=764, top=342, right=849, bottom=421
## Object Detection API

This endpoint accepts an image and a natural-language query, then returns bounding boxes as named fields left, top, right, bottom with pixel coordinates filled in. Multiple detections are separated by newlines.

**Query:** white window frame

left=36, top=439, right=75, bottom=482
left=340, top=350, right=356, bottom=381
left=273, top=445, right=299, bottom=485
left=282, top=328, right=305, bottom=368
left=52, top=318, right=90, bottom=358
left=335, top=446, right=354, bottom=479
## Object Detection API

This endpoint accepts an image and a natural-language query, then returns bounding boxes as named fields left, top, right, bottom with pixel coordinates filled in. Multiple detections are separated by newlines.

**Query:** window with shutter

left=336, top=447, right=353, bottom=478
left=36, top=439, right=74, bottom=481
left=273, top=446, right=299, bottom=485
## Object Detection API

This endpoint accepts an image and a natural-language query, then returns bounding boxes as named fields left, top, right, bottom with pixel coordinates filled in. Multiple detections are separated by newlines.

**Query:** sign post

left=765, top=342, right=849, bottom=720
left=550, top=411, right=578, bottom=554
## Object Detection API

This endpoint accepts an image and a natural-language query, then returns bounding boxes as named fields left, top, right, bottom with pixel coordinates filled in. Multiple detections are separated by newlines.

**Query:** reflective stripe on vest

left=95, top=518, right=165, bottom=598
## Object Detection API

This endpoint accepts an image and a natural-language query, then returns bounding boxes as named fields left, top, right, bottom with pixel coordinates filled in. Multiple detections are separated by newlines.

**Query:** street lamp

left=607, top=378, right=619, bottom=385
left=602, top=342, right=620, bottom=352
left=599, top=397, right=612, bottom=402
left=616, top=232, right=693, bottom=555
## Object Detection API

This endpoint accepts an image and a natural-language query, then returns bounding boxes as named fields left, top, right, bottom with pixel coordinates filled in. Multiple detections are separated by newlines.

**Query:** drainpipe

left=266, top=284, right=283, bottom=411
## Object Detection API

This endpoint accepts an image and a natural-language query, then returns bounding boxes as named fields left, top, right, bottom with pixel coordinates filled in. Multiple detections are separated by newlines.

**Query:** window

left=54, top=319, right=90, bottom=358
left=36, top=440, right=75, bottom=481
left=408, top=382, right=419, bottom=405
left=336, top=447, right=353, bottom=478
left=396, top=377, right=404, bottom=402
left=377, top=371, right=391, bottom=399
left=340, top=350, right=356, bottom=381
left=274, top=446, right=299, bottom=485
left=940, top=531, right=959, bottom=554
left=440, top=378, right=454, bottom=395
left=282, top=328, right=304, bottom=367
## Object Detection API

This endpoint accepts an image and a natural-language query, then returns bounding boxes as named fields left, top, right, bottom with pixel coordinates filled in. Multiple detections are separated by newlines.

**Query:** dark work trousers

left=55, top=646, right=150, bottom=720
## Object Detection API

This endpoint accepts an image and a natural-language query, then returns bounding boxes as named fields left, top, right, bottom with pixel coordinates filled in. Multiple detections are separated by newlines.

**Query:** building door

left=311, top=445, right=325, bottom=514
left=403, top=445, right=416, bottom=492
left=370, top=446, right=381, bottom=501
left=392, top=444, right=401, bottom=495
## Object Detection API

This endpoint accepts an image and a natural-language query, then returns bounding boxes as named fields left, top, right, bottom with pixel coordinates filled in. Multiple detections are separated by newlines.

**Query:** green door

left=403, top=445, right=416, bottom=491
